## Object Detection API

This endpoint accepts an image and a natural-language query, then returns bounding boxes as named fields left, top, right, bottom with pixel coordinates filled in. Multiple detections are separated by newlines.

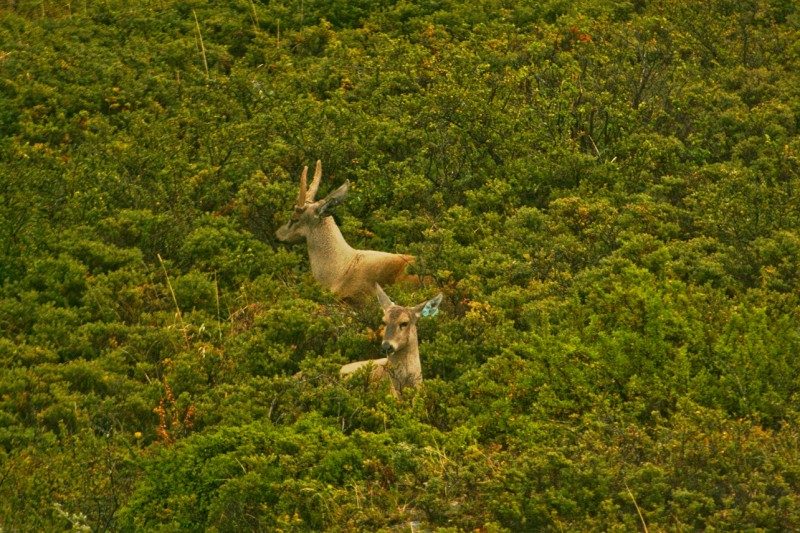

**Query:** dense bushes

left=1, top=0, right=799, bottom=530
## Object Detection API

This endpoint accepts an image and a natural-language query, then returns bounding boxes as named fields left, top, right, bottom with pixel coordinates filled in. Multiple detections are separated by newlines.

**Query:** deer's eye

left=399, top=322, right=409, bottom=329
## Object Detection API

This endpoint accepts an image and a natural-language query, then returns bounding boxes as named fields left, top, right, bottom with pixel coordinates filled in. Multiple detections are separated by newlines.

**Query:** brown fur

left=340, top=285, right=442, bottom=396
left=276, top=161, right=422, bottom=305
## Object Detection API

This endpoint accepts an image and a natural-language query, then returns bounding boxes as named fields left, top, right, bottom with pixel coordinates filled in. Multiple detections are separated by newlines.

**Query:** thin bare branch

left=192, top=9, right=209, bottom=80
left=625, top=483, right=649, bottom=533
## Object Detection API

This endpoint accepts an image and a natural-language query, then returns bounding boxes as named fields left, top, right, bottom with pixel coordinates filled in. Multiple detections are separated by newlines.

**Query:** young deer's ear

left=375, top=283, right=394, bottom=311
left=414, top=293, right=443, bottom=318
left=315, top=181, right=349, bottom=217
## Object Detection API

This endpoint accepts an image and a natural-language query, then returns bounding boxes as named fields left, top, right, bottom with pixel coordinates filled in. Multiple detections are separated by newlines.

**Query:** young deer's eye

left=399, top=322, right=409, bottom=329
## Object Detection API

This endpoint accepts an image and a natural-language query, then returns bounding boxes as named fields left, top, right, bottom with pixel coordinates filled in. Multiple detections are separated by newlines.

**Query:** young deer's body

left=340, top=284, right=442, bottom=396
left=276, top=161, right=416, bottom=304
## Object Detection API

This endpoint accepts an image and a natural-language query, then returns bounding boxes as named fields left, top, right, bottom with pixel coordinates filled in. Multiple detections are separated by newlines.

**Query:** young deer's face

left=377, top=284, right=443, bottom=355
left=381, top=307, right=417, bottom=355
left=275, top=160, right=349, bottom=243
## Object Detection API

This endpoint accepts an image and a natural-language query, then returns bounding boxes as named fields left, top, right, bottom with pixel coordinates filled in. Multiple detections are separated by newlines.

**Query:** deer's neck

left=306, top=217, right=355, bottom=289
left=387, top=332, right=422, bottom=392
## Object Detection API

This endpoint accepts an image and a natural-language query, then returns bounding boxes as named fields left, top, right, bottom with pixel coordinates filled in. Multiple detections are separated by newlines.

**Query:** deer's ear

left=375, top=283, right=394, bottom=310
left=414, top=293, right=443, bottom=318
left=315, top=181, right=349, bottom=216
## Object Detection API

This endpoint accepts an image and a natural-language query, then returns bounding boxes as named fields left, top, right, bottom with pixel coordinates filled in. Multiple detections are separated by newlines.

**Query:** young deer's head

left=340, top=285, right=443, bottom=394
left=275, top=160, right=349, bottom=243
left=376, top=283, right=443, bottom=356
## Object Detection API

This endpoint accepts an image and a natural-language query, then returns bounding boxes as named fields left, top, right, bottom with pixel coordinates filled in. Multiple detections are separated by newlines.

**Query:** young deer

left=340, top=284, right=443, bottom=396
left=275, top=160, right=417, bottom=304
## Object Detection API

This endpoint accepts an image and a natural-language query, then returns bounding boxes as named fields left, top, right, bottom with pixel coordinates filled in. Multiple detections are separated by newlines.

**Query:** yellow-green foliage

left=1, top=0, right=800, bottom=530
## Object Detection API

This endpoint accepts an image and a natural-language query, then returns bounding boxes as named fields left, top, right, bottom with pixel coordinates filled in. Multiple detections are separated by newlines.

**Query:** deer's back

left=334, top=251, right=416, bottom=302
left=340, top=358, right=388, bottom=381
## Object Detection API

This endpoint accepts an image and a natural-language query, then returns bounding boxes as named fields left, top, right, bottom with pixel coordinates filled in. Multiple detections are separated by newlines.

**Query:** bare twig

left=157, top=254, right=190, bottom=349
left=247, top=0, right=259, bottom=33
left=193, top=9, right=210, bottom=80
left=625, top=482, right=649, bottom=533
left=213, top=271, right=222, bottom=341
left=586, top=133, right=601, bottom=158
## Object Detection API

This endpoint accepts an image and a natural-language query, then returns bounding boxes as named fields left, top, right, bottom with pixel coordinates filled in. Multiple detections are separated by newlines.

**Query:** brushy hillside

left=1, top=0, right=800, bottom=530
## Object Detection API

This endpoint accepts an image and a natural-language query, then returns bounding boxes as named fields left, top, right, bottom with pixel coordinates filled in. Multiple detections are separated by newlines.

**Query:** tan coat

left=276, top=161, right=417, bottom=304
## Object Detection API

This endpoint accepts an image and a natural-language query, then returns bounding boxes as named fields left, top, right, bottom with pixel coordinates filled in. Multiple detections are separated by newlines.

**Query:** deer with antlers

left=275, top=160, right=419, bottom=304
left=339, top=284, right=443, bottom=396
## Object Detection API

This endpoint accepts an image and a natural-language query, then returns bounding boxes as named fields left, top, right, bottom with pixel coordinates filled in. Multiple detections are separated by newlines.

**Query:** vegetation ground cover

left=1, top=0, right=799, bottom=530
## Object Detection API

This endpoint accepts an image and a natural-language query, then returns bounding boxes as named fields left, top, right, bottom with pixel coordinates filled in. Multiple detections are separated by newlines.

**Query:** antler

left=307, top=160, right=323, bottom=202
left=296, top=160, right=323, bottom=205
left=296, top=165, right=308, bottom=206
